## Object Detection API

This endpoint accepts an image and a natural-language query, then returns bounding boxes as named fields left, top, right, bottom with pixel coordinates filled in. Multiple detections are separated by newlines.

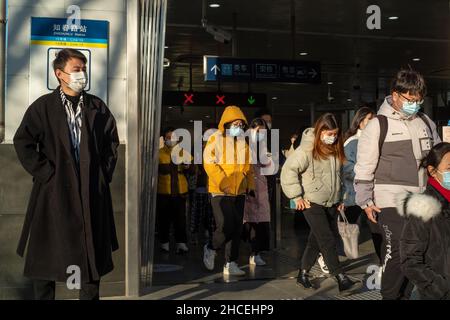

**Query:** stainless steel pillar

left=126, top=0, right=167, bottom=297
left=126, top=0, right=141, bottom=298
left=138, top=0, right=167, bottom=293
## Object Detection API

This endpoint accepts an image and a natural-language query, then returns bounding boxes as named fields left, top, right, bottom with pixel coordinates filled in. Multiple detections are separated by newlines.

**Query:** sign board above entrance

left=204, top=56, right=321, bottom=84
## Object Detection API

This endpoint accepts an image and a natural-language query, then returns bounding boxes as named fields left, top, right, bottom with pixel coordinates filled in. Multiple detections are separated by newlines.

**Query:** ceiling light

left=327, top=82, right=333, bottom=85
left=164, top=46, right=169, bottom=49
left=388, top=16, right=399, bottom=20
left=209, top=3, right=220, bottom=8
left=298, top=109, right=304, bottom=112
left=272, top=97, right=278, bottom=100
left=347, top=99, right=352, bottom=102
left=299, top=52, right=308, bottom=56
left=412, top=58, right=421, bottom=62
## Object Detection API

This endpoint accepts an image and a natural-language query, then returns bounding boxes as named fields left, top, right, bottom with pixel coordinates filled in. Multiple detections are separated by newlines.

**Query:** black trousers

left=190, top=192, right=215, bottom=238
left=301, top=204, right=342, bottom=275
left=346, top=205, right=383, bottom=264
left=157, top=194, right=187, bottom=244
left=210, top=195, right=245, bottom=263
left=242, top=222, right=271, bottom=254
left=378, top=207, right=414, bottom=300
left=33, top=279, right=100, bottom=300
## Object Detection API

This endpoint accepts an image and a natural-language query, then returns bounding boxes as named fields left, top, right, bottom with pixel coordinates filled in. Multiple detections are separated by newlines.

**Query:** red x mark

left=216, top=95, right=226, bottom=105
left=184, top=93, right=194, bottom=105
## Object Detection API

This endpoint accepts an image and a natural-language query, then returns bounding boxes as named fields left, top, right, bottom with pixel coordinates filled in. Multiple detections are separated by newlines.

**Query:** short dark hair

left=421, top=142, right=450, bottom=175
left=254, top=108, right=272, bottom=119
left=161, top=126, right=176, bottom=138
left=249, top=118, right=268, bottom=130
left=391, top=69, right=427, bottom=98
left=52, top=48, right=87, bottom=72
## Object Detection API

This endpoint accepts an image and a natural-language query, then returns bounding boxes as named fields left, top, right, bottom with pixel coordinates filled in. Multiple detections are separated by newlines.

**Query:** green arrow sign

left=248, top=96, right=256, bottom=105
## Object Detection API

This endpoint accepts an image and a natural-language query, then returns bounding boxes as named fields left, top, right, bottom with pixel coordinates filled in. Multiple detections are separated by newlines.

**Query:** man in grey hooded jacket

left=354, top=69, right=441, bottom=300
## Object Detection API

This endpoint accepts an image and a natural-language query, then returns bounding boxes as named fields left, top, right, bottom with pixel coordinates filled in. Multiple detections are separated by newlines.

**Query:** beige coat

left=280, top=128, right=343, bottom=208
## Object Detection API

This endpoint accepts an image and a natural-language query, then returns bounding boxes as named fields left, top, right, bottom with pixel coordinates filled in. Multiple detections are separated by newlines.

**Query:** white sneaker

left=203, top=244, right=216, bottom=271
left=223, top=262, right=246, bottom=276
left=176, top=243, right=189, bottom=254
left=160, top=242, right=169, bottom=253
left=318, top=254, right=330, bottom=274
left=249, top=255, right=266, bottom=266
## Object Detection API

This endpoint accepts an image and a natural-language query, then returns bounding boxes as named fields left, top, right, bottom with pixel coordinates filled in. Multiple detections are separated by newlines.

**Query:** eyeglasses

left=231, top=121, right=244, bottom=128
left=398, top=92, right=424, bottom=106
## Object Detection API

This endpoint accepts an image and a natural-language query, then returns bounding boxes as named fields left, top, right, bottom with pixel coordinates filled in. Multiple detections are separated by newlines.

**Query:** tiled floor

left=109, top=210, right=383, bottom=300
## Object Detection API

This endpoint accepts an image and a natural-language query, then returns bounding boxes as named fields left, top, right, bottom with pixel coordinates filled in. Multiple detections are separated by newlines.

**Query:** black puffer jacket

left=398, top=184, right=450, bottom=300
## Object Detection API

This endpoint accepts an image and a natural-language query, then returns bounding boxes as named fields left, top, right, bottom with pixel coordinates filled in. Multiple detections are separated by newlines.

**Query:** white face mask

left=251, top=130, right=266, bottom=142
left=61, top=71, right=88, bottom=93
left=257, top=132, right=266, bottom=142
left=165, top=140, right=177, bottom=147
left=322, top=135, right=337, bottom=145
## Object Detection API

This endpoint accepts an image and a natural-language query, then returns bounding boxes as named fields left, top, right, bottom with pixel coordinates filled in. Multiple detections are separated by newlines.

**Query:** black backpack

left=377, top=112, right=434, bottom=154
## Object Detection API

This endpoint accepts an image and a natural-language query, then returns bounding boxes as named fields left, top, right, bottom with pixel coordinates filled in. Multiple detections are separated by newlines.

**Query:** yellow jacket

left=203, top=106, right=255, bottom=196
left=157, top=144, right=191, bottom=195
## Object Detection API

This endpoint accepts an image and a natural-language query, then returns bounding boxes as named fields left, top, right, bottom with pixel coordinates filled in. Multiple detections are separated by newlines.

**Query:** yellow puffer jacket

left=157, top=145, right=191, bottom=195
left=203, top=106, right=255, bottom=196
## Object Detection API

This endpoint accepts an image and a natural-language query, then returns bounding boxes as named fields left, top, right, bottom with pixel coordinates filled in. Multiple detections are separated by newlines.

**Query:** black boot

left=335, top=273, right=362, bottom=295
left=296, top=269, right=314, bottom=289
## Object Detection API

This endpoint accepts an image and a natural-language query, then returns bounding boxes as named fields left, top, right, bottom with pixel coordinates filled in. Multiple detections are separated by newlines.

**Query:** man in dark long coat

left=13, top=48, right=119, bottom=300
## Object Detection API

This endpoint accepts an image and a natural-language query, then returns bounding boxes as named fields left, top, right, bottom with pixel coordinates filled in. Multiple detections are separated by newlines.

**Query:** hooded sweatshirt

left=280, top=128, right=342, bottom=207
left=354, top=96, right=441, bottom=209
left=203, top=106, right=255, bottom=196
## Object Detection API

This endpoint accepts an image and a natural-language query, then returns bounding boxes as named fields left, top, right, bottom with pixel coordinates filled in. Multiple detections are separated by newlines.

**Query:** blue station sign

left=204, top=56, right=321, bottom=84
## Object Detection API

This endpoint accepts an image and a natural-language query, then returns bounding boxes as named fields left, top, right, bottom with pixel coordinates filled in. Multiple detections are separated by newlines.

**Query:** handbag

left=337, top=209, right=360, bottom=259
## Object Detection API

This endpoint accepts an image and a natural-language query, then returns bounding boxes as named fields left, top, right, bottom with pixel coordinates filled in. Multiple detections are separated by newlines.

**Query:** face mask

left=437, top=170, right=450, bottom=190
left=257, top=132, right=266, bottom=142
left=165, top=140, right=177, bottom=147
left=251, top=130, right=265, bottom=142
left=322, top=135, right=337, bottom=145
left=229, top=126, right=243, bottom=137
left=402, top=101, right=421, bottom=116
left=61, top=71, right=88, bottom=93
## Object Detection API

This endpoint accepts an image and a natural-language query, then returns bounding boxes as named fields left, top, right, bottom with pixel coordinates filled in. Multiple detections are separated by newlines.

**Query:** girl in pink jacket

left=243, top=118, right=273, bottom=266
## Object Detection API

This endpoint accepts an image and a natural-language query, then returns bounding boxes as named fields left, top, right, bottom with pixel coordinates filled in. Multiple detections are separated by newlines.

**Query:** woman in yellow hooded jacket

left=157, top=127, right=193, bottom=254
left=202, top=106, right=255, bottom=276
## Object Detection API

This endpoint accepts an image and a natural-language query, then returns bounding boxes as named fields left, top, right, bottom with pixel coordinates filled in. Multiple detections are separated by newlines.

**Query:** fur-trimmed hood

left=396, top=192, right=442, bottom=222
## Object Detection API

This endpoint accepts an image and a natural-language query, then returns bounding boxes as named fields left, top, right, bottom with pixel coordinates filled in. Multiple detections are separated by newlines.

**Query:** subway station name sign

left=204, top=56, right=321, bottom=84
left=162, top=91, right=267, bottom=108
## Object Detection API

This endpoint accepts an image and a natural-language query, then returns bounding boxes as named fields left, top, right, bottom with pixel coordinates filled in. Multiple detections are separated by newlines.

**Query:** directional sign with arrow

left=308, top=69, right=318, bottom=78
left=248, top=96, right=256, bottom=105
left=204, top=56, right=321, bottom=84
left=211, top=64, right=221, bottom=76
